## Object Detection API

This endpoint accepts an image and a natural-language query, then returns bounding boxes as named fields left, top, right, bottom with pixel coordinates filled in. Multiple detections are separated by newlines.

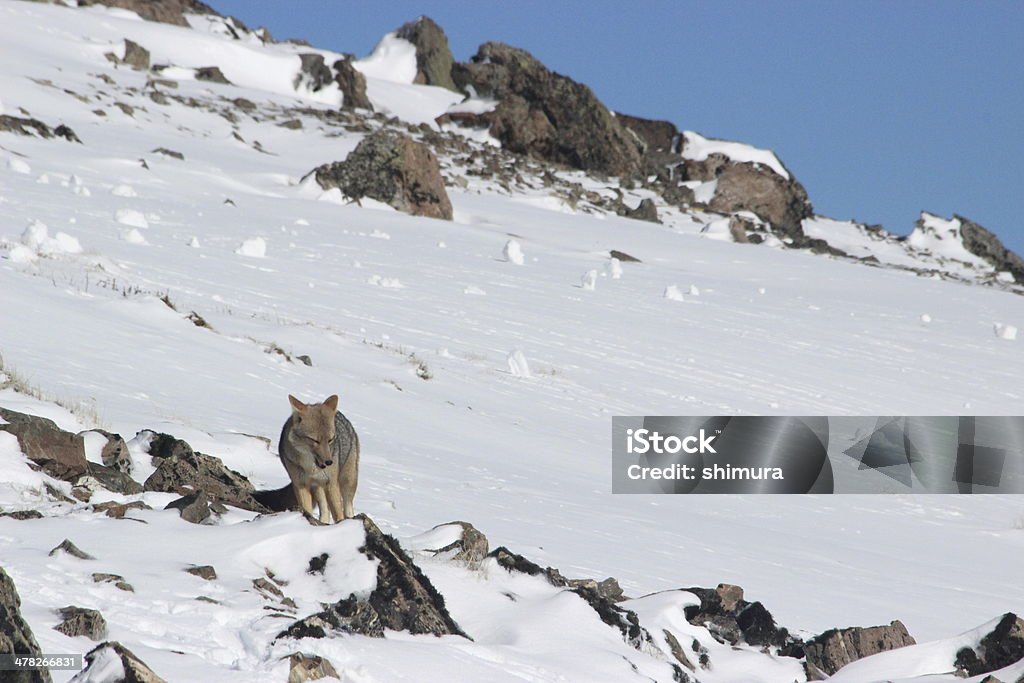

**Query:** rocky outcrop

left=615, top=113, right=680, bottom=155
left=803, top=620, right=916, bottom=680
left=72, top=641, right=165, bottom=683
left=195, top=66, right=231, bottom=85
left=620, top=197, right=659, bottom=223
left=141, top=432, right=270, bottom=513
left=294, top=53, right=334, bottom=92
left=279, top=514, right=468, bottom=640
left=955, top=215, right=1024, bottom=283
left=0, top=408, right=88, bottom=481
left=449, top=42, right=643, bottom=178
left=423, top=521, right=490, bottom=565
left=334, top=59, right=372, bottom=110
left=681, top=154, right=813, bottom=241
left=395, top=17, right=458, bottom=92
left=310, top=130, right=452, bottom=220
left=54, top=606, right=107, bottom=640
left=75, top=0, right=216, bottom=27
left=0, top=567, right=51, bottom=683
left=0, top=115, right=80, bottom=143
left=683, top=584, right=798, bottom=650
left=122, top=39, right=150, bottom=70
left=955, top=613, right=1024, bottom=678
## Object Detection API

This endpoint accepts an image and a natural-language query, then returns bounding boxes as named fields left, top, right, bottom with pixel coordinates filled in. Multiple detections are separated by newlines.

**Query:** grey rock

left=195, top=66, right=231, bottom=84
left=704, top=161, right=813, bottom=241
left=91, top=573, right=134, bottom=592
left=311, top=130, right=452, bottom=220
left=123, top=39, right=150, bottom=70
left=683, top=585, right=797, bottom=650
left=293, top=54, right=333, bottom=92
left=84, top=463, right=143, bottom=495
left=0, top=567, right=52, bottom=683
left=49, top=539, right=95, bottom=560
left=72, top=641, right=165, bottom=683
left=165, top=490, right=214, bottom=524
left=278, top=514, right=468, bottom=640
left=0, top=509, right=43, bottom=520
left=427, top=520, right=490, bottom=565
left=333, top=59, right=372, bottom=111
left=395, top=16, right=458, bottom=92
left=81, top=429, right=132, bottom=474
left=615, top=112, right=681, bottom=154
left=609, top=249, right=641, bottom=263
left=287, top=652, right=339, bottom=683
left=151, top=147, right=184, bottom=160
left=804, top=620, right=915, bottom=680
left=621, top=197, right=659, bottom=223
left=0, top=408, right=88, bottom=482
left=54, top=606, right=107, bottom=640
left=449, top=42, right=643, bottom=178
left=185, top=565, right=217, bottom=581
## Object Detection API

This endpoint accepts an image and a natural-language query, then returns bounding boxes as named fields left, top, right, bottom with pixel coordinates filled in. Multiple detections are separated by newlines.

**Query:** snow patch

left=683, top=130, right=789, bottom=179
left=235, top=236, right=267, bottom=258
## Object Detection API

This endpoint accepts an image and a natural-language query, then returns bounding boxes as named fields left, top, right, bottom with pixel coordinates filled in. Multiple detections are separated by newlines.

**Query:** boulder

left=195, top=66, right=231, bottom=85
left=395, top=16, right=458, bottom=92
left=0, top=567, right=52, bottom=683
left=293, top=54, right=333, bottom=92
left=278, top=514, right=468, bottom=640
left=310, top=130, right=452, bottom=220
left=84, top=463, right=143, bottom=495
left=334, top=59, right=372, bottom=111
left=49, top=539, right=95, bottom=560
left=449, top=42, right=643, bottom=178
left=165, top=490, right=219, bottom=524
left=71, top=641, right=165, bottom=683
left=955, top=215, right=1024, bottom=283
left=287, top=652, right=339, bottom=683
left=92, top=573, right=134, bottom=592
left=0, top=408, right=88, bottom=481
left=955, top=613, right=1024, bottom=678
left=804, top=620, right=916, bottom=680
left=425, top=520, right=489, bottom=565
left=615, top=112, right=681, bottom=154
left=185, top=565, right=217, bottom=581
left=142, top=434, right=269, bottom=513
left=620, top=197, right=659, bottom=223
left=683, top=585, right=796, bottom=650
left=123, top=39, right=150, bottom=70
left=54, top=606, right=107, bottom=640
left=82, top=429, right=132, bottom=474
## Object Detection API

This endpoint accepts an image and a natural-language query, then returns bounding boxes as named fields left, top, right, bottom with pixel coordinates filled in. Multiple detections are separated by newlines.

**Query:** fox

left=276, top=394, right=360, bottom=524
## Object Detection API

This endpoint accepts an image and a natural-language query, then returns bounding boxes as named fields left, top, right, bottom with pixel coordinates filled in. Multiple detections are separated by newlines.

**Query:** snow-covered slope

left=0, top=2, right=1022, bottom=681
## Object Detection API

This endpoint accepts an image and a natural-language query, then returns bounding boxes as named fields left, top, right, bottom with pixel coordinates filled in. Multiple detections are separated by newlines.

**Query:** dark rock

left=609, top=249, right=642, bottom=263
left=395, top=16, right=458, bottom=92
left=123, top=39, right=150, bottom=70
left=278, top=119, right=303, bottom=130
left=566, top=577, right=625, bottom=603
left=142, top=437, right=269, bottom=513
left=0, top=115, right=55, bottom=138
left=310, top=130, right=452, bottom=220
left=571, top=582, right=648, bottom=650
left=663, top=629, right=696, bottom=671
left=683, top=585, right=795, bottom=649
left=955, top=215, right=1024, bottom=282
left=76, top=0, right=216, bottom=27
left=615, top=112, right=680, bottom=154
left=76, top=641, right=166, bottom=682
left=293, top=54, right=333, bottom=92
left=233, top=97, right=256, bottom=112
left=0, top=408, right=88, bottom=481
left=621, top=197, right=659, bottom=223
left=1, top=567, right=52, bottom=683
left=144, top=431, right=195, bottom=459
left=279, top=514, right=468, bottom=640
left=295, top=354, right=313, bottom=366
left=185, top=565, right=217, bottom=581
left=0, top=509, right=43, bottom=520
left=91, top=573, right=134, bottom=592
left=333, top=59, right=372, bottom=111
left=151, top=147, right=184, bottom=160
left=53, top=125, right=82, bottom=143
left=85, top=462, right=143, bottom=495
left=661, top=182, right=695, bottom=207
left=426, top=521, right=489, bottom=565
left=955, top=613, right=1024, bottom=678
left=804, top=620, right=916, bottom=679
left=54, top=606, right=107, bottom=640
left=287, top=652, right=339, bottom=683
left=49, top=539, right=95, bottom=560
left=449, top=42, right=643, bottom=178
left=165, top=491, right=214, bottom=524
left=195, top=66, right=231, bottom=84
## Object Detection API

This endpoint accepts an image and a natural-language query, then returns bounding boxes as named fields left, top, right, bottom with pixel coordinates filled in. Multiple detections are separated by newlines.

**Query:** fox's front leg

left=313, top=486, right=332, bottom=524
left=294, top=485, right=315, bottom=519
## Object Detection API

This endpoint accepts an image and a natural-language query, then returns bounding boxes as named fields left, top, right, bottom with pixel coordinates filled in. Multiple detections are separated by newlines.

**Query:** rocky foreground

left=1, top=405, right=1022, bottom=682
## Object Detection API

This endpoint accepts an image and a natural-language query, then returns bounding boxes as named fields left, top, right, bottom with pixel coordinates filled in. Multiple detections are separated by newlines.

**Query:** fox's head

left=288, top=394, right=339, bottom=469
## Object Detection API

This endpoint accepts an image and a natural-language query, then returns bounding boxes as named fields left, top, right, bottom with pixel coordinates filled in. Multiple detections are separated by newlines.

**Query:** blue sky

left=210, top=1, right=1024, bottom=252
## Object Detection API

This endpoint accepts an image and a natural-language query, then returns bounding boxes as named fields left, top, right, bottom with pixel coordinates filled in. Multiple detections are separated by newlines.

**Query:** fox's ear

left=323, top=394, right=339, bottom=412
left=288, top=394, right=306, bottom=412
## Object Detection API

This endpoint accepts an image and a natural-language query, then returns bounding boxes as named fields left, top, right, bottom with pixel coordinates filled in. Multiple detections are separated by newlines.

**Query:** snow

left=114, top=208, right=148, bottom=229
left=581, top=268, right=598, bottom=290
left=354, top=32, right=418, bottom=84
left=683, top=130, right=790, bottom=179
left=664, top=284, right=685, bottom=301
left=0, top=2, right=1022, bottom=681
left=994, top=322, right=1018, bottom=340
left=907, top=212, right=992, bottom=269
left=235, top=236, right=267, bottom=258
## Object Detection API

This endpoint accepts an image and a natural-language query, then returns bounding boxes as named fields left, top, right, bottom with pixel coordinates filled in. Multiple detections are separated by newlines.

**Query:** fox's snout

left=315, top=456, right=333, bottom=469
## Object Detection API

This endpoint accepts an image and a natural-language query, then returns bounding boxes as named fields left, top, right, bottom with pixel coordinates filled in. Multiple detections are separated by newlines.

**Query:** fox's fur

left=277, top=394, right=359, bottom=523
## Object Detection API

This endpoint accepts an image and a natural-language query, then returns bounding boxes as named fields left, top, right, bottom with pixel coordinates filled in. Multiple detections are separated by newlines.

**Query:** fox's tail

left=252, top=484, right=297, bottom=512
